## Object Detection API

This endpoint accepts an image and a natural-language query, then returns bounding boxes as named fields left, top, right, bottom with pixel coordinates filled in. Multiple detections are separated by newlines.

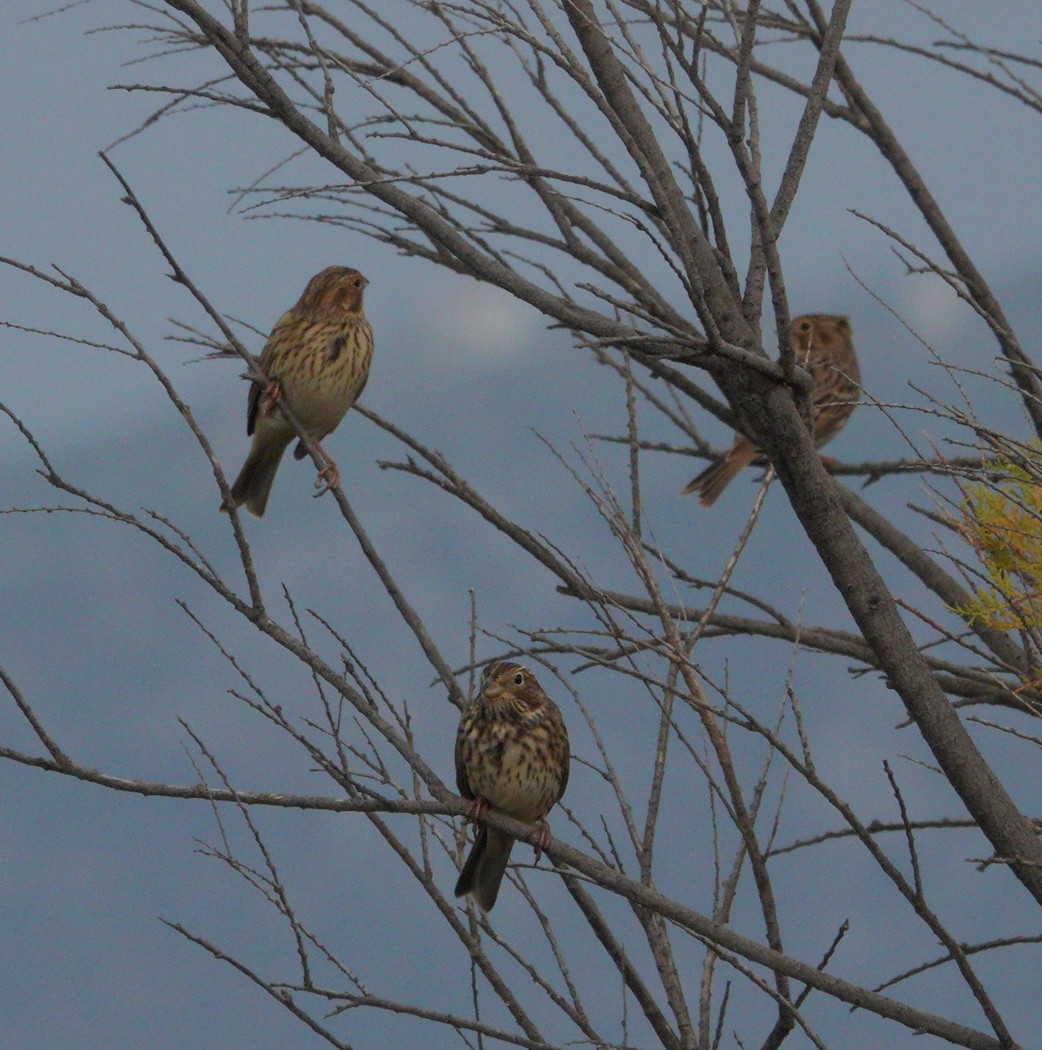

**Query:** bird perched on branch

left=220, top=266, right=374, bottom=517
left=454, top=661, right=570, bottom=912
left=682, top=314, right=860, bottom=507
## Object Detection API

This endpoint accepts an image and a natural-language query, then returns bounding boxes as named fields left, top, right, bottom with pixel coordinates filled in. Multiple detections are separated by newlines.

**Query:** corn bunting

left=683, top=314, right=860, bottom=507
left=454, top=661, right=570, bottom=912
left=221, top=266, right=374, bottom=517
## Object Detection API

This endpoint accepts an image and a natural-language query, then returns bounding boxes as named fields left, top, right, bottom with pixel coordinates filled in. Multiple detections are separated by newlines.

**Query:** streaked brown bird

left=683, top=314, right=860, bottom=507
left=454, top=661, right=570, bottom=912
left=221, top=266, right=374, bottom=517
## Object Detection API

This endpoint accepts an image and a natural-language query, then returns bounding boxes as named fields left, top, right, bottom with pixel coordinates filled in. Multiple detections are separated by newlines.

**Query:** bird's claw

left=259, top=379, right=283, bottom=416
left=532, top=819, right=551, bottom=863
left=313, top=461, right=340, bottom=497
left=464, top=798, right=490, bottom=824
left=464, top=797, right=491, bottom=823
left=462, top=801, right=551, bottom=863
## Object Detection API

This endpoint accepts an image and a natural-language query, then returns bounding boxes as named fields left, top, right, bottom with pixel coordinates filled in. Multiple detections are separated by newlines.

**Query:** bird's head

left=296, top=266, right=369, bottom=319
left=791, top=314, right=851, bottom=353
left=480, top=661, right=547, bottom=714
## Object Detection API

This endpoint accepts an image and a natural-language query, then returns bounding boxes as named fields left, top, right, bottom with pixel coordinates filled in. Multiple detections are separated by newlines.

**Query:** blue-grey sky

left=3, top=2, right=1042, bottom=1047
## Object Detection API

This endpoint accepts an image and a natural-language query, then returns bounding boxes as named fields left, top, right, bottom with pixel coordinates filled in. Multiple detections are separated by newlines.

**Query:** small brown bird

left=683, top=314, right=860, bottom=507
left=221, top=266, right=374, bottom=517
left=454, top=661, right=570, bottom=912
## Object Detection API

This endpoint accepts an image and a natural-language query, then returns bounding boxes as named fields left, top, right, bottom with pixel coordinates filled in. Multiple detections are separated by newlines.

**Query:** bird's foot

left=259, top=378, right=283, bottom=416
left=311, top=437, right=340, bottom=496
left=464, top=798, right=490, bottom=824
left=532, top=818, right=552, bottom=863
left=313, top=459, right=341, bottom=497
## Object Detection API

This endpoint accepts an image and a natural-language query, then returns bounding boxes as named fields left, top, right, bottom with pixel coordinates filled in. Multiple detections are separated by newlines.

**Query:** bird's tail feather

left=682, top=444, right=758, bottom=507
left=455, top=826, right=514, bottom=912
left=221, top=434, right=292, bottom=518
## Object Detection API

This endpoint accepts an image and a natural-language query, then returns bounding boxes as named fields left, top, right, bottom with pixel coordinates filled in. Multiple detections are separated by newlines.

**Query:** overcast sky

left=3, top=3, right=1042, bottom=1048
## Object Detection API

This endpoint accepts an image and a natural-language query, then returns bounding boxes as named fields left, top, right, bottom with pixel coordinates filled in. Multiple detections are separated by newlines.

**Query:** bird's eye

left=513, top=671, right=524, bottom=686
left=797, top=320, right=812, bottom=331
left=353, top=278, right=362, bottom=287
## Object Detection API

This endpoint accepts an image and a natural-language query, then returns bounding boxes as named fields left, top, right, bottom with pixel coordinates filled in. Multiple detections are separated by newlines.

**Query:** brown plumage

left=221, top=266, right=374, bottom=517
left=454, top=661, right=570, bottom=912
left=683, top=314, right=861, bottom=507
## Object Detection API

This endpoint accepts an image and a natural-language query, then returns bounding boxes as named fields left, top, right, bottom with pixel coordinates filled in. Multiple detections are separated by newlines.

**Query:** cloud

left=412, top=273, right=544, bottom=367
left=898, top=276, right=971, bottom=344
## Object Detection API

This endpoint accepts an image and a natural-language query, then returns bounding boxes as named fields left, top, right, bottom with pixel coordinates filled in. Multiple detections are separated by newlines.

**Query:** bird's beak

left=483, top=682, right=504, bottom=700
